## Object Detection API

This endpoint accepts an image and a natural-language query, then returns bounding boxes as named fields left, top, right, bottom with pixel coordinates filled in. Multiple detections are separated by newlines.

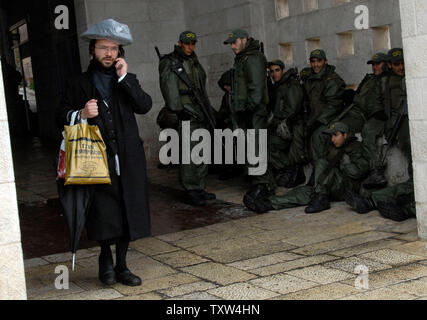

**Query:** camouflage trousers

left=370, top=179, right=416, bottom=216
left=232, top=109, right=276, bottom=191
left=268, top=119, right=306, bottom=171
left=269, top=159, right=357, bottom=210
left=179, top=119, right=209, bottom=191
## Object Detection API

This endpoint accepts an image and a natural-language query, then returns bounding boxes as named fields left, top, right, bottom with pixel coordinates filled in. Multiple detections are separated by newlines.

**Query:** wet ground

left=12, top=136, right=255, bottom=259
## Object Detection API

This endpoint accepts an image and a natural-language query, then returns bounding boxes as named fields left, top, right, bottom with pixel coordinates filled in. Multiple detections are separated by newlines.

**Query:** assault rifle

left=378, top=97, right=408, bottom=166
left=155, top=46, right=216, bottom=130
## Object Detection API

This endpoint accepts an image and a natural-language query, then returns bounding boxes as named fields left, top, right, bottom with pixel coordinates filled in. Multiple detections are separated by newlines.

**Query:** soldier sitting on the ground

left=244, top=122, right=370, bottom=214
left=266, top=59, right=307, bottom=188
left=344, top=181, right=416, bottom=222
left=345, top=48, right=416, bottom=222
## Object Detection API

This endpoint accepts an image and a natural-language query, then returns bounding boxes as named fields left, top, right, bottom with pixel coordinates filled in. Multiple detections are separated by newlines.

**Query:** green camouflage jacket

left=304, top=64, right=346, bottom=126
left=231, top=38, right=269, bottom=114
left=158, top=45, right=210, bottom=121
left=271, top=68, right=304, bottom=122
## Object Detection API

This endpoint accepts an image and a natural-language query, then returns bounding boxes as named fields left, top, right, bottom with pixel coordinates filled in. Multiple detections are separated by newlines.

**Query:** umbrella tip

left=72, top=253, right=75, bottom=271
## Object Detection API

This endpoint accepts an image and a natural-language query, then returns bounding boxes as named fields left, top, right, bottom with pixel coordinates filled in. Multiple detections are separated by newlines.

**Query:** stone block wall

left=399, top=0, right=427, bottom=239
left=0, top=59, right=27, bottom=300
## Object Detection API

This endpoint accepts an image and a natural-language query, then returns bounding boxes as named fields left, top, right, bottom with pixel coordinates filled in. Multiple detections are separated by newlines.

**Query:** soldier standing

left=223, top=29, right=276, bottom=204
left=158, top=31, right=216, bottom=206
left=266, top=59, right=306, bottom=188
left=304, top=49, right=346, bottom=163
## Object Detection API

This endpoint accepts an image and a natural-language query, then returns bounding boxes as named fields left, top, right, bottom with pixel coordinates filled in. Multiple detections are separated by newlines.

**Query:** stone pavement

left=24, top=164, right=427, bottom=300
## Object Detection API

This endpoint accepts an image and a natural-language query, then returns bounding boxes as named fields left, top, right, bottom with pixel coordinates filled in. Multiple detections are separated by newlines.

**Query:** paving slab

left=391, top=241, right=427, bottom=257
left=389, top=277, right=427, bottom=297
left=154, top=250, right=209, bottom=268
left=114, top=273, right=200, bottom=296
left=286, top=265, right=354, bottom=285
left=278, top=283, right=359, bottom=300
left=360, top=249, right=425, bottom=266
left=291, top=231, right=397, bottom=256
left=328, top=238, right=405, bottom=257
left=180, top=262, right=257, bottom=285
left=115, top=292, right=163, bottom=300
left=159, top=281, right=218, bottom=298
left=249, top=274, right=318, bottom=295
left=47, top=288, right=123, bottom=300
left=130, top=237, right=181, bottom=256
left=249, top=255, right=339, bottom=277
left=207, top=282, right=280, bottom=300
left=187, top=239, right=296, bottom=264
left=341, top=264, right=427, bottom=289
left=170, top=292, right=221, bottom=300
left=227, top=252, right=302, bottom=271
left=324, top=256, right=392, bottom=274
left=340, top=287, right=417, bottom=300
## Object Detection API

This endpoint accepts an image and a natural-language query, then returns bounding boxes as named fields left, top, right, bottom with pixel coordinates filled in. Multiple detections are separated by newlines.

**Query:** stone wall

left=75, top=0, right=405, bottom=165
left=399, top=0, right=427, bottom=239
left=0, top=59, right=27, bottom=300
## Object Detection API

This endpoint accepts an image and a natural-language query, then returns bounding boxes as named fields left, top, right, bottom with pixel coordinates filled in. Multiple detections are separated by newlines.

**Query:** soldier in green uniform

left=267, top=59, right=306, bottom=188
left=344, top=180, right=416, bottom=222
left=346, top=48, right=415, bottom=222
left=214, top=69, right=244, bottom=180
left=158, top=31, right=216, bottom=206
left=355, top=52, right=390, bottom=188
left=304, top=50, right=346, bottom=164
left=245, top=122, right=370, bottom=214
left=223, top=29, right=276, bottom=202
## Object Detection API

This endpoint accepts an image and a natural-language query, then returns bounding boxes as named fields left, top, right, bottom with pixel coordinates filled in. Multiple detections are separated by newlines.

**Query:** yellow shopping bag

left=64, top=123, right=111, bottom=185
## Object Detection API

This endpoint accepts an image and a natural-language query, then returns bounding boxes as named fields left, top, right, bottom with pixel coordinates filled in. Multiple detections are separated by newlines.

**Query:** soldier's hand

left=81, top=99, right=98, bottom=119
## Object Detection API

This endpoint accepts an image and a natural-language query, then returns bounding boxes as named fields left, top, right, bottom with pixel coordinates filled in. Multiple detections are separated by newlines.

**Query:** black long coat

left=58, top=69, right=152, bottom=241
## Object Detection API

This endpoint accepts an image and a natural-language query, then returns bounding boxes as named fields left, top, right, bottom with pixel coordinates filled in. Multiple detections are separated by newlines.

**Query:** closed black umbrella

left=57, top=180, right=93, bottom=270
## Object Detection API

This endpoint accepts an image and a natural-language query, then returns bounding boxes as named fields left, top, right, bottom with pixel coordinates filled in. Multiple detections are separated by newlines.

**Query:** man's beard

left=93, top=56, right=115, bottom=71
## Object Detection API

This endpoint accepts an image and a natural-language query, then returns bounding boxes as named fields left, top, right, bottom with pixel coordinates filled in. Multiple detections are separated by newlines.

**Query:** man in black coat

left=57, top=19, right=152, bottom=286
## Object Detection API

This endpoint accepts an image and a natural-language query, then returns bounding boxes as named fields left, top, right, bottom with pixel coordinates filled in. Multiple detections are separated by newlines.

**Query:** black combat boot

left=362, top=166, right=387, bottom=189
left=344, top=191, right=376, bottom=214
left=377, top=201, right=416, bottom=222
left=276, top=166, right=294, bottom=187
left=199, top=190, right=216, bottom=201
left=244, top=184, right=273, bottom=202
left=284, top=164, right=306, bottom=188
left=185, top=190, right=207, bottom=206
left=244, top=196, right=274, bottom=214
left=305, top=193, right=330, bottom=214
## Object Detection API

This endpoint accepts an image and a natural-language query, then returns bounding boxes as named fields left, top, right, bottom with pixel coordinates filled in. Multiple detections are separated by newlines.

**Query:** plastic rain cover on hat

left=81, top=19, right=133, bottom=46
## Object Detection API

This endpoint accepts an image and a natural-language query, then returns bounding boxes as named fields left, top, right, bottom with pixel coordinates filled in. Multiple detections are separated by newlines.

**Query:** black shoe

left=362, top=167, right=387, bottom=189
left=185, top=190, right=207, bottom=206
left=275, top=167, right=294, bottom=187
left=377, top=201, right=416, bottom=222
left=344, top=191, right=376, bottom=214
left=114, top=267, right=142, bottom=286
left=244, top=184, right=274, bottom=202
left=244, top=196, right=274, bottom=214
left=305, top=193, right=330, bottom=214
left=98, top=255, right=117, bottom=285
left=200, top=190, right=216, bottom=201
left=284, top=164, right=306, bottom=188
